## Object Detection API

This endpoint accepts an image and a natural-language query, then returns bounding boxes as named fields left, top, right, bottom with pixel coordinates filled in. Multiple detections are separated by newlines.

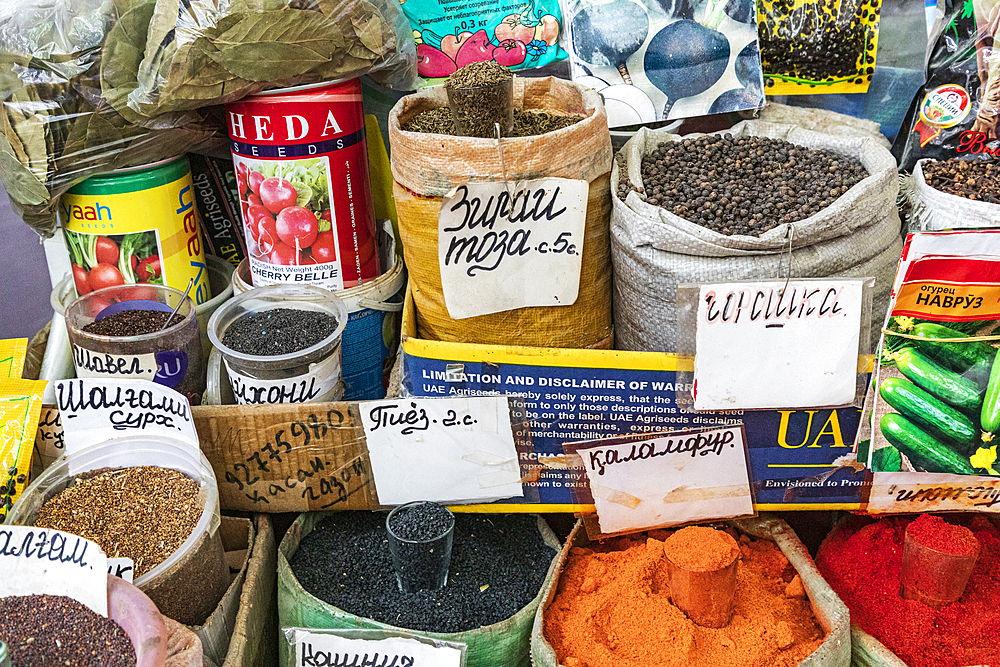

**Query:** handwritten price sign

left=360, top=396, right=524, bottom=506
left=438, top=178, right=588, bottom=319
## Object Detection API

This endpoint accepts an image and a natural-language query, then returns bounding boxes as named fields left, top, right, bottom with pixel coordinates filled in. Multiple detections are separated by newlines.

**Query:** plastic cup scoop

left=901, top=517, right=980, bottom=609
left=386, top=501, right=456, bottom=593
left=446, top=77, right=514, bottom=138
left=662, top=526, right=740, bottom=628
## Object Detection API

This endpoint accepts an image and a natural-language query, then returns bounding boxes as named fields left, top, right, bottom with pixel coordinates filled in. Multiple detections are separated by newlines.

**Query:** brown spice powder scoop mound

left=663, top=525, right=740, bottom=570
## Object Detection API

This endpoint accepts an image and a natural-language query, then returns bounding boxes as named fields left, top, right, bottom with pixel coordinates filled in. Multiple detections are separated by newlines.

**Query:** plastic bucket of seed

left=232, top=257, right=404, bottom=401
left=5, top=436, right=229, bottom=627
left=531, top=517, right=851, bottom=667
left=64, top=283, right=205, bottom=399
left=277, top=510, right=562, bottom=667
left=208, top=285, right=349, bottom=405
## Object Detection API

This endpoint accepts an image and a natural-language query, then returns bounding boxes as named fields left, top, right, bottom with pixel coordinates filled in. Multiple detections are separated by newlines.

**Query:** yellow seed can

left=60, top=156, right=212, bottom=304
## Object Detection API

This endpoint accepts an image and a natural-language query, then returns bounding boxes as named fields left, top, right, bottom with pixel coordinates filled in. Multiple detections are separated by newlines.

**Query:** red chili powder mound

left=816, top=515, right=1000, bottom=667
left=663, top=526, right=739, bottom=570
left=544, top=531, right=825, bottom=667
left=908, top=514, right=979, bottom=556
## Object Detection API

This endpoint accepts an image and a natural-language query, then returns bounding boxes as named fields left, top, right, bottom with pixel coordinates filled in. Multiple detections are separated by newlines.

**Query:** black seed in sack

left=388, top=502, right=454, bottom=541
left=290, top=512, right=556, bottom=633
left=632, top=133, right=868, bottom=236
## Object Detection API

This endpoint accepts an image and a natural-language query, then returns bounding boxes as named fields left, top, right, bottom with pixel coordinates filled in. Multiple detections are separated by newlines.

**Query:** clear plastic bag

left=0, top=0, right=418, bottom=238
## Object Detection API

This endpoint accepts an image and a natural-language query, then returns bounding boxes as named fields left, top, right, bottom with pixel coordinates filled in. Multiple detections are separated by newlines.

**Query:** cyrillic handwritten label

left=287, top=628, right=465, bottom=667
left=0, top=526, right=108, bottom=616
left=224, top=353, right=341, bottom=405
left=35, top=405, right=64, bottom=467
left=438, top=178, right=588, bottom=319
left=54, top=378, right=198, bottom=457
left=865, top=472, right=1000, bottom=513
left=360, top=397, right=523, bottom=505
left=72, top=346, right=157, bottom=380
left=572, top=426, right=754, bottom=535
left=108, top=557, right=134, bottom=583
left=693, top=279, right=864, bottom=410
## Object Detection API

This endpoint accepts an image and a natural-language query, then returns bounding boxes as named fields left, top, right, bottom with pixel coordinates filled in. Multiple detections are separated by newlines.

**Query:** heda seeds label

left=227, top=80, right=380, bottom=291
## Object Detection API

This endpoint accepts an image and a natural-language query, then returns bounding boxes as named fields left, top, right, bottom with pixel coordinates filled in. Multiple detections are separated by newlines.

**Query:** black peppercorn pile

left=759, top=0, right=877, bottom=85
left=637, top=134, right=868, bottom=236
left=0, top=594, right=136, bottom=667
left=922, top=158, right=1000, bottom=204
left=291, top=512, right=556, bottom=633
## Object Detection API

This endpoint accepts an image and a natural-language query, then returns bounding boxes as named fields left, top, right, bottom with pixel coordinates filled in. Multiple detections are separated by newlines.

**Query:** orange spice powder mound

left=543, top=531, right=826, bottom=667
left=663, top=526, right=740, bottom=570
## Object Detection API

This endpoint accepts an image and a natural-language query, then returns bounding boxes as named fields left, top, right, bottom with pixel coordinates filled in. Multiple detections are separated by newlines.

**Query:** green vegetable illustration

left=879, top=413, right=976, bottom=476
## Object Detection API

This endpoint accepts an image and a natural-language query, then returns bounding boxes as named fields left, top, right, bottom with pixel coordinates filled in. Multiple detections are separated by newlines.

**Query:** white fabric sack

left=907, top=158, right=1000, bottom=231
left=612, top=121, right=903, bottom=352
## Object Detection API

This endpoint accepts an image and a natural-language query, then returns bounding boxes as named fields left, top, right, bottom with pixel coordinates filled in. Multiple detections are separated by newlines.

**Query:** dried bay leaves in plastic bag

left=207, top=9, right=347, bottom=80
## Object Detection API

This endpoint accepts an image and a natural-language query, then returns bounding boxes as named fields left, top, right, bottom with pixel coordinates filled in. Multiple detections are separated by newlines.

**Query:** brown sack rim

left=388, top=77, right=612, bottom=195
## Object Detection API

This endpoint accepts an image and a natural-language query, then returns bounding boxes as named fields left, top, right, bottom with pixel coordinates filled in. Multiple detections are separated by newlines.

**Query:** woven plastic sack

left=612, top=121, right=903, bottom=352
left=531, top=516, right=851, bottom=667
left=906, top=158, right=1000, bottom=231
left=387, top=77, right=614, bottom=348
left=277, top=511, right=562, bottom=667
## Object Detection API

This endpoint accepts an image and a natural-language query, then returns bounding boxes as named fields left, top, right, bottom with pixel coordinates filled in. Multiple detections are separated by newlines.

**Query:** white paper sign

left=438, top=177, right=588, bottom=319
left=0, top=526, right=108, bottom=616
left=289, top=629, right=464, bottom=667
left=693, top=280, right=865, bottom=410
left=54, top=378, right=199, bottom=456
left=360, top=397, right=523, bottom=505
left=866, top=472, right=1000, bottom=513
left=108, top=557, right=135, bottom=583
left=72, top=345, right=157, bottom=380
left=224, top=352, right=341, bottom=405
left=576, top=426, right=754, bottom=535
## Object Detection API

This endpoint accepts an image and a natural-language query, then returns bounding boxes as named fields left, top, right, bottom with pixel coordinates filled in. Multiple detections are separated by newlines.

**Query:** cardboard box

left=192, top=403, right=372, bottom=513
left=399, top=284, right=868, bottom=512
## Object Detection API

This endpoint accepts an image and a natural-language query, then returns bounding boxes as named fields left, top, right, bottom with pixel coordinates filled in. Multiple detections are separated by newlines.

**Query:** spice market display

left=0, top=0, right=999, bottom=666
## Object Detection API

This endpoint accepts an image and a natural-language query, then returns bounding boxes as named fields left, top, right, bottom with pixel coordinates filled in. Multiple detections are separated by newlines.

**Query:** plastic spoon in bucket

left=161, top=279, right=194, bottom=331
left=570, top=0, right=649, bottom=85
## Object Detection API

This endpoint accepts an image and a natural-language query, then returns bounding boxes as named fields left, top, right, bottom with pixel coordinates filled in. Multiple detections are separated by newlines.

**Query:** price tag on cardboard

left=287, top=628, right=465, bottom=667
left=54, top=378, right=198, bottom=457
left=566, top=426, right=754, bottom=536
left=35, top=405, right=64, bottom=468
left=360, top=396, right=523, bottom=505
left=0, top=526, right=108, bottom=616
left=438, top=178, right=588, bottom=320
left=693, top=280, right=865, bottom=410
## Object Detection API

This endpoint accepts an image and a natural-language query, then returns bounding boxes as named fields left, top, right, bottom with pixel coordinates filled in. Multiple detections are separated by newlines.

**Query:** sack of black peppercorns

left=611, top=121, right=903, bottom=352
left=906, top=157, right=1000, bottom=231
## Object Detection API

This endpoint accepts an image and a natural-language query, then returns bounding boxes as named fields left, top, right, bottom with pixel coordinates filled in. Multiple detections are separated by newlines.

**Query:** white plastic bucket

left=233, top=257, right=404, bottom=400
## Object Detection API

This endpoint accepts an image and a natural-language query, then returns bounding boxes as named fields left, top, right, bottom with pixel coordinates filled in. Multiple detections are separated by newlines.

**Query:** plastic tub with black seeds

left=278, top=511, right=561, bottom=667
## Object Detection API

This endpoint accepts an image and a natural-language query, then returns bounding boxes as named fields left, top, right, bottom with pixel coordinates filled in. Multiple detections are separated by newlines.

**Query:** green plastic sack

left=277, top=511, right=561, bottom=667
left=530, top=516, right=851, bottom=667
left=850, top=626, right=906, bottom=667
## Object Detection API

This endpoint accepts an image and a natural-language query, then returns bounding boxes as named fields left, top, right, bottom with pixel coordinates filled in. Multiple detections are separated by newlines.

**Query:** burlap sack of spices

left=276, top=511, right=562, bottom=667
left=388, top=77, right=614, bottom=348
left=612, top=121, right=902, bottom=352
left=531, top=517, right=850, bottom=667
